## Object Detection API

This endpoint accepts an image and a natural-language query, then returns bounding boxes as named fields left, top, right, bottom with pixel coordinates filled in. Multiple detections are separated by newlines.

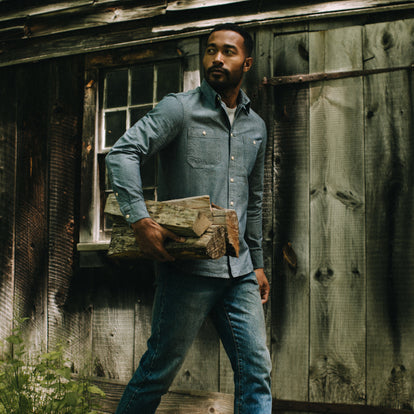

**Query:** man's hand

left=131, top=217, right=185, bottom=262
left=254, top=268, right=270, bottom=304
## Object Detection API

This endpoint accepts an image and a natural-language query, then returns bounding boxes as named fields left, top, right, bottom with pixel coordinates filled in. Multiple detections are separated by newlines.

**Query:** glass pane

left=130, top=106, right=152, bottom=126
left=156, top=62, right=180, bottom=101
left=105, top=111, right=126, bottom=148
left=143, top=188, right=156, bottom=201
left=105, top=69, right=128, bottom=108
left=131, top=65, right=154, bottom=105
left=141, top=156, right=157, bottom=188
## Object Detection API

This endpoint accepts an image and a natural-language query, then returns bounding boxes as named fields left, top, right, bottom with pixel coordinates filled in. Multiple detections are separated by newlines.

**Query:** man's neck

left=208, top=81, right=240, bottom=108
left=220, top=90, right=239, bottom=109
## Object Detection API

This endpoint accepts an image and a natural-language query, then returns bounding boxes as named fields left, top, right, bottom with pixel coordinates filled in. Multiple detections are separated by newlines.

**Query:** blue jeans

left=115, top=268, right=272, bottom=414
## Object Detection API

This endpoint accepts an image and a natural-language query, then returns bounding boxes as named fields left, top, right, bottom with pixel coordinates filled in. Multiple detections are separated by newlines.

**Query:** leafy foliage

left=0, top=318, right=105, bottom=414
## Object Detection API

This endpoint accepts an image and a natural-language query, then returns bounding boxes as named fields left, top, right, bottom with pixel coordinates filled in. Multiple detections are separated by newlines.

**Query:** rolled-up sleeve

left=105, top=95, right=184, bottom=224
left=245, top=122, right=267, bottom=269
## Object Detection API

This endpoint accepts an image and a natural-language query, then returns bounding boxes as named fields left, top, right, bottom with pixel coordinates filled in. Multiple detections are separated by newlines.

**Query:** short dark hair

left=209, top=23, right=253, bottom=57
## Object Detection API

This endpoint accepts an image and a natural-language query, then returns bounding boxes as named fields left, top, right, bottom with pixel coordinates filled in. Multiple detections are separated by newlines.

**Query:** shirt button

left=231, top=133, right=234, bottom=137
left=125, top=214, right=130, bottom=219
left=230, top=201, right=234, bottom=206
left=253, top=140, right=256, bottom=144
left=202, top=131, right=207, bottom=136
left=230, top=178, right=234, bottom=182
left=115, top=192, right=119, bottom=197
left=231, top=156, right=235, bottom=161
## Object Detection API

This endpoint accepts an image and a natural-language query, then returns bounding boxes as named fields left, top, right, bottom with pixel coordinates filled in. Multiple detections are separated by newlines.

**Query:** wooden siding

left=0, top=67, right=16, bottom=351
left=364, top=19, right=414, bottom=410
left=0, top=1, right=413, bottom=67
left=0, top=8, right=414, bottom=414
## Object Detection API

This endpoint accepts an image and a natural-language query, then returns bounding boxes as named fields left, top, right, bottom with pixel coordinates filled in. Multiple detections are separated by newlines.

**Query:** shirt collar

left=200, top=79, right=251, bottom=114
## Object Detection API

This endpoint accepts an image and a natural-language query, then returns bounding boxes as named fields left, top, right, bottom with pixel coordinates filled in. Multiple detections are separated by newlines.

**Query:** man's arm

left=245, top=122, right=269, bottom=303
left=106, top=95, right=184, bottom=260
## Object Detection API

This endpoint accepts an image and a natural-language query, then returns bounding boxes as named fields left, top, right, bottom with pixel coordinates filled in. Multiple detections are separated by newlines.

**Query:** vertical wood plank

left=171, top=317, right=220, bottom=392
left=14, top=62, right=50, bottom=353
left=0, top=67, right=16, bottom=347
left=79, top=64, right=98, bottom=242
left=91, top=266, right=136, bottom=382
left=309, top=26, right=366, bottom=404
left=271, top=29, right=310, bottom=404
left=46, top=55, right=92, bottom=371
left=364, top=18, right=414, bottom=410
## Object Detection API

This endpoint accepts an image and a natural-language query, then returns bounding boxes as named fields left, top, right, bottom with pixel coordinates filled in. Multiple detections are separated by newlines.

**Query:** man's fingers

left=260, top=285, right=270, bottom=304
left=132, top=218, right=179, bottom=262
left=163, top=227, right=186, bottom=243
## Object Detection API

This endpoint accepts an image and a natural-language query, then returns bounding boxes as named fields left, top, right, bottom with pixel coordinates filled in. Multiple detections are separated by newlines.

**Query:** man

left=106, top=23, right=272, bottom=414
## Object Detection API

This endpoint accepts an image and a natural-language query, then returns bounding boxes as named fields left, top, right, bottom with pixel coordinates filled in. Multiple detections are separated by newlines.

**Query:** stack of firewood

left=104, top=194, right=239, bottom=260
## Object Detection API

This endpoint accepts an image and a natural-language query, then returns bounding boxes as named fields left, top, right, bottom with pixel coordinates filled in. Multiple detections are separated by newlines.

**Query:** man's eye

left=225, top=49, right=235, bottom=55
left=207, top=48, right=216, bottom=54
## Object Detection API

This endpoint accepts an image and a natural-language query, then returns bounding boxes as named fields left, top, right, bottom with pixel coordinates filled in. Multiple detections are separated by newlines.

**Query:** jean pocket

left=187, top=128, right=222, bottom=168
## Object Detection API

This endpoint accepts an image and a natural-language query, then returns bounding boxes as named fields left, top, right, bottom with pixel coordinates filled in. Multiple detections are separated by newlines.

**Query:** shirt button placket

left=229, top=130, right=236, bottom=209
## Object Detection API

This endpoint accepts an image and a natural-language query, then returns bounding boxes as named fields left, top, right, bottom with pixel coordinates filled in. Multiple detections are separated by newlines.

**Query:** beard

left=205, top=64, right=244, bottom=93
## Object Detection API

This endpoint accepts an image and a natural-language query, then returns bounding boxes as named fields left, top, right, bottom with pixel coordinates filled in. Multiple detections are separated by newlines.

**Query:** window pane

left=157, top=62, right=180, bottom=101
left=142, top=188, right=156, bottom=201
left=105, top=111, right=126, bottom=148
left=141, top=156, right=157, bottom=188
left=105, top=69, right=128, bottom=108
left=131, top=65, right=153, bottom=105
left=130, top=106, right=152, bottom=126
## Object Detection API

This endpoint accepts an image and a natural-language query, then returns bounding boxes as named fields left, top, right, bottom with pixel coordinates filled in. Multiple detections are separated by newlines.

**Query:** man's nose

left=213, top=52, right=224, bottom=64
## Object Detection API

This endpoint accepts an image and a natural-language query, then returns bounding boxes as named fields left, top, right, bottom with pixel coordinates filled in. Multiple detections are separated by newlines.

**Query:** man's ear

left=243, top=57, right=253, bottom=73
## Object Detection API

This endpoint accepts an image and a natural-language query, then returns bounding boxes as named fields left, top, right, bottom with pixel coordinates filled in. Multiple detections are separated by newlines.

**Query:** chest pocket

left=187, top=128, right=222, bottom=168
left=243, top=136, right=262, bottom=174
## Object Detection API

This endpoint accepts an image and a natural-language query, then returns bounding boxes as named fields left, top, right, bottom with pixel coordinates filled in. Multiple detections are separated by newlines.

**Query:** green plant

left=0, top=318, right=105, bottom=414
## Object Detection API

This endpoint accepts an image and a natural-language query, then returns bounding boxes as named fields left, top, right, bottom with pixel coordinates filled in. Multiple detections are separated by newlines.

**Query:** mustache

left=207, top=66, right=229, bottom=75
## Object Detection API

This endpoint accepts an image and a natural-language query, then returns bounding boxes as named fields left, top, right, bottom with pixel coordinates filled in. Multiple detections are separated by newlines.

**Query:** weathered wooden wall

left=269, top=17, right=414, bottom=413
left=0, top=57, right=85, bottom=358
left=1, top=4, right=414, bottom=414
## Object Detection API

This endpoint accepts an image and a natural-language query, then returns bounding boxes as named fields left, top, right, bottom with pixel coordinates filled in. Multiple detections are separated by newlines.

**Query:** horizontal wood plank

left=1, top=1, right=414, bottom=67
left=92, top=379, right=414, bottom=414
left=166, top=0, right=249, bottom=11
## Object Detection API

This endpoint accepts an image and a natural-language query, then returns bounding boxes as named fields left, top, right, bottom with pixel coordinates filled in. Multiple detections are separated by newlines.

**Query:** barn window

left=78, top=39, right=199, bottom=252
left=98, top=61, right=182, bottom=239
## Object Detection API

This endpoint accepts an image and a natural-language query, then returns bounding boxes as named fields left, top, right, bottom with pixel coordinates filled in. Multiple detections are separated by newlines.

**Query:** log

left=107, top=220, right=226, bottom=260
left=104, top=194, right=239, bottom=258
left=105, top=193, right=212, bottom=237
left=211, top=207, right=239, bottom=257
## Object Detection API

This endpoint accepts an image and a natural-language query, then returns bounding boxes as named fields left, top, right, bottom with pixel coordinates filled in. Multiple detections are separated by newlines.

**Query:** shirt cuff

left=249, top=248, right=264, bottom=269
left=119, top=199, right=150, bottom=225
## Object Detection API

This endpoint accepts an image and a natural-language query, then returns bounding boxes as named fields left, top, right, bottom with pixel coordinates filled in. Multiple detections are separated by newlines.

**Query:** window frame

left=78, top=38, right=200, bottom=251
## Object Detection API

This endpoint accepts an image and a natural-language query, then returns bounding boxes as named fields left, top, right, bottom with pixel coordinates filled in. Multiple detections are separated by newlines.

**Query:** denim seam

left=222, top=301, right=244, bottom=414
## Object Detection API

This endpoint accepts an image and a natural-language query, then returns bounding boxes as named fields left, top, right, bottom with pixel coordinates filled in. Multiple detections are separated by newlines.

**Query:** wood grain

left=309, top=26, right=366, bottom=404
left=13, top=62, right=50, bottom=355
left=271, top=30, right=310, bottom=403
left=79, top=66, right=98, bottom=243
left=92, top=286, right=136, bottom=382
left=1, top=1, right=413, bottom=68
left=0, top=67, right=16, bottom=349
left=364, top=18, right=414, bottom=410
left=45, top=56, right=94, bottom=373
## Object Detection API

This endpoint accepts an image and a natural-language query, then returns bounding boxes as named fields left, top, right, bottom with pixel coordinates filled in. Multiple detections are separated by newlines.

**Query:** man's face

left=203, top=30, right=252, bottom=93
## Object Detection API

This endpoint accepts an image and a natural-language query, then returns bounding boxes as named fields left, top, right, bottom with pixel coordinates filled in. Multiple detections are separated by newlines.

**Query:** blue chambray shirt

left=106, top=79, right=267, bottom=278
